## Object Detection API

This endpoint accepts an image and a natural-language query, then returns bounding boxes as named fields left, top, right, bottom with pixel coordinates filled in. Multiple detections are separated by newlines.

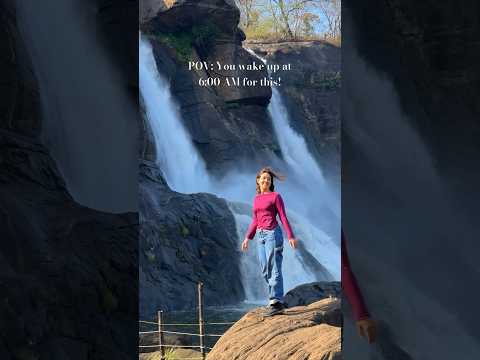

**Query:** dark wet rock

left=95, top=0, right=139, bottom=93
left=0, top=129, right=138, bottom=360
left=0, top=2, right=41, bottom=137
left=284, top=281, right=341, bottom=308
left=139, top=161, right=244, bottom=318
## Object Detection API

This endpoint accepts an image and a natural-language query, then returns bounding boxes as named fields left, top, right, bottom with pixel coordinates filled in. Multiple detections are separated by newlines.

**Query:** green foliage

left=145, top=250, right=156, bottom=262
left=180, top=223, right=190, bottom=237
left=158, top=31, right=192, bottom=61
left=158, top=23, right=220, bottom=62
left=312, top=71, right=341, bottom=90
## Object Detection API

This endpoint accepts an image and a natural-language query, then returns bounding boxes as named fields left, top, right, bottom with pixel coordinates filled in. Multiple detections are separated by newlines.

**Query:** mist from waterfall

left=140, top=35, right=340, bottom=302
left=139, top=35, right=212, bottom=193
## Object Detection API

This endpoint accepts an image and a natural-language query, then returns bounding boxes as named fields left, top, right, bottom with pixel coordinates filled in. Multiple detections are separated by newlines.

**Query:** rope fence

left=139, top=282, right=235, bottom=360
left=140, top=329, right=223, bottom=337
left=139, top=321, right=235, bottom=326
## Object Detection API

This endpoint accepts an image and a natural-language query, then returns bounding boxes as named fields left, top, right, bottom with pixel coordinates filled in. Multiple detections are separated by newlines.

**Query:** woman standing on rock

left=241, top=167, right=298, bottom=316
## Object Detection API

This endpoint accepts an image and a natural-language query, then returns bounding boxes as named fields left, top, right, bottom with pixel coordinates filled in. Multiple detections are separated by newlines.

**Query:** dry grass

left=140, top=348, right=202, bottom=360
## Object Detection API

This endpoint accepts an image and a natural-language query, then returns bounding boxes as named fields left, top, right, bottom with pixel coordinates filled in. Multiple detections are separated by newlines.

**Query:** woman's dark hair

left=256, top=167, right=285, bottom=194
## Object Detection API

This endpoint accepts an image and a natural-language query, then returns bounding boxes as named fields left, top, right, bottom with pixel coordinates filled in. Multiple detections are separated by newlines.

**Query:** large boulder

left=154, top=0, right=240, bottom=35
left=207, top=298, right=342, bottom=360
left=284, top=281, right=342, bottom=308
left=150, top=0, right=271, bottom=104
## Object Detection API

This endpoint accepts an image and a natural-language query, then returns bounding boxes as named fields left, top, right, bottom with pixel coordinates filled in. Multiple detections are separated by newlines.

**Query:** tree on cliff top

left=236, top=0, right=341, bottom=43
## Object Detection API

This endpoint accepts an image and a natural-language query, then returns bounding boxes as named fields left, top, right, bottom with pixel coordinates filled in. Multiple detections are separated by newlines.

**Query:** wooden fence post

left=158, top=310, right=165, bottom=360
left=198, top=282, right=206, bottom=360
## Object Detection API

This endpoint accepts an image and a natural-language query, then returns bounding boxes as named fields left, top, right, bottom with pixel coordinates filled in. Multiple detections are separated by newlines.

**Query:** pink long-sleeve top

left=342, top=230, right=370, bottom=321
left=245, top=192, right=295, bottom=240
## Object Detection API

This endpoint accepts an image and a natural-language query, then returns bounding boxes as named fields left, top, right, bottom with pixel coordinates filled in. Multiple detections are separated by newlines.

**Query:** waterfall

left=269, top=89, right=327, bottom=189
left=268, top=88, right=340, bottom=236
left=139, top=35, right=212, bottom=193
left=16, top=0, right=138, bottom=213
left=140, top=36, right=340, bottom=303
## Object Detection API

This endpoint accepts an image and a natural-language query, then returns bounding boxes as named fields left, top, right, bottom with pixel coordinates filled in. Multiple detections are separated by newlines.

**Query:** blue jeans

left=257, top=226, right=284, bottom=303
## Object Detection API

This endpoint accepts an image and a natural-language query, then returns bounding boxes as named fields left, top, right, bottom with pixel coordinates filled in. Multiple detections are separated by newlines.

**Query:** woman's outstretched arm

left=245, top=208, right=258, bottom=240
left=274, top=193, right=295, bottom=239
left=342, top=231, right=369, bottom=320
left=342, top=230, right=377, bottom=343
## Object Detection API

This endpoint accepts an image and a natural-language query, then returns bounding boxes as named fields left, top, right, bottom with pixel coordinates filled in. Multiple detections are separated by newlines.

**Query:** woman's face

left=258, top=172, right=272, bottom=193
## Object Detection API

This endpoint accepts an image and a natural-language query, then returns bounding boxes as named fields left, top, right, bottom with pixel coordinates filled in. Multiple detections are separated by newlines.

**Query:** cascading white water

left=268, top=87, right=340, bottom=235
left=269, top=89, right=327, bottom=188
left=140, top=36, right=340, bottom=303
left=16, top=0, right=138, bottom=213
left=246, top=47, right=340, bottom=219
left=139, top=35, right=212, bottom=193
left=229, top=204, right=268, bottom=301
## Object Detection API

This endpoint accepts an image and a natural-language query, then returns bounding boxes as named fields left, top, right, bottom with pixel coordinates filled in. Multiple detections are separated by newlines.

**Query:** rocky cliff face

left=0, top=1, right=41, bottom=137
left=0, top=1, right=137, bottom=359
left=139, top=161, right=244, bottom=317
left=342, top=1, right=480, bottom=359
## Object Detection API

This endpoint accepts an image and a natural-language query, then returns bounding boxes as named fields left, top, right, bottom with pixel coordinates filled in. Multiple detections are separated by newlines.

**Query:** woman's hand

left=356, top=318, right=377, bottom=343
left=241, top=238, right=249, bottom=252
left=288, top=238, right=298, bottom=249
